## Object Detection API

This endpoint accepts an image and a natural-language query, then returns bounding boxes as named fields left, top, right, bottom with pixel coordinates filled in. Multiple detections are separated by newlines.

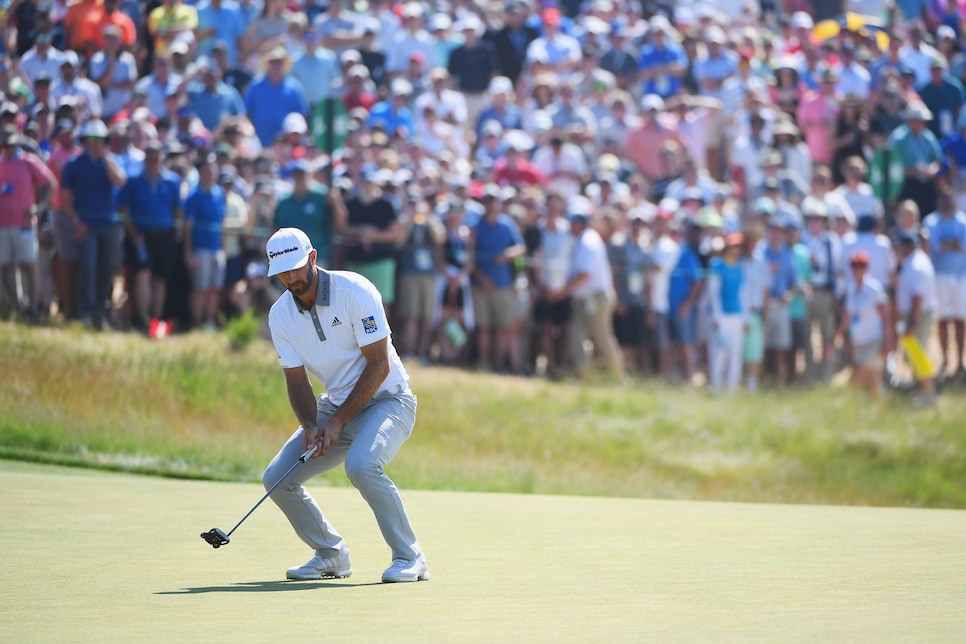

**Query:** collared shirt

left=570, top=226, right=613, bottom=299
left=741, top=249, right=770, bottom=312
left=804, top=230, right=844, bottom=294
left=842, top=232, right=898, bottom=288
left=692, top=51, right=739, bottom=100
left=844, top=274, right=887, bottom=345
left=268, top=269, right=410, bottom=406
left=708, top=256, right=745, bottom=317
left=763, top=242, right=799, bottom=299
left=896, top=248, right=938, bottom=315
left=796, top=90, right=841, bottom=165
left=888, top=124, right=943, bottom=169
left=184, top=184, right=226, bottom=251
left=0, top=150, right=57, bottom=229
left=922, top=210, right=966, bottom=275
left=292, top=48, right=341, bottom=104
left=196, top=0, right=247, bottom=64
left=473, top=213, right=524, bottom=289
left=274, top=186, right=333, bottom=263
left=187, top=82, right=246, bottom=131
left=526, top=32, right=581, bottom=68
left=243, top=75, right=310, bottom=147
left=638, top=42, right=687, bottom=99
left=134, top=72, right=183, bottom=117
left=536, top=217, right=573, bottom=290
left=649, top=234, right=680, bottom=313
left=19, top=46, right=64, bottom=85
left=61, top=151, right=119, bottom=227
left=118, top=169, right=182, bottom=232
left=89, top=50, right=139, bottom=119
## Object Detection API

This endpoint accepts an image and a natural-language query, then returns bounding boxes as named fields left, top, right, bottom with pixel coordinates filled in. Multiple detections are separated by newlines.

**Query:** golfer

left=262, top=227, right=429, bottom=583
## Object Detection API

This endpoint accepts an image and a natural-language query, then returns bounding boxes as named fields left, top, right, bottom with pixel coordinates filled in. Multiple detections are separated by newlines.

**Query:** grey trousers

left=263, top=386, right=422, bottom=562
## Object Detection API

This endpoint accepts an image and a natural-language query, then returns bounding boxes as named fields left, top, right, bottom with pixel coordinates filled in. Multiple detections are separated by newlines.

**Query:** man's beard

left=287, top=263, right=316, bottom=299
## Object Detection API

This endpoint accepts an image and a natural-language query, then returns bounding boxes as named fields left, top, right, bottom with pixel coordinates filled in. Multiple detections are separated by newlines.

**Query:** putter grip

left=300, top=444, right=318, bottom=461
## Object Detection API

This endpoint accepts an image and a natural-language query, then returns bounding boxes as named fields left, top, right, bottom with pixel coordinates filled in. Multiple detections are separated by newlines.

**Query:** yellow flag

left=900, top=336, right=934, bottom=381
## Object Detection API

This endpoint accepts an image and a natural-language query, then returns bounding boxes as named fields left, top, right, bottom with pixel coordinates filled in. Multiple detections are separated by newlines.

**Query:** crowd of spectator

left=1, top=0, right=965, bottom=404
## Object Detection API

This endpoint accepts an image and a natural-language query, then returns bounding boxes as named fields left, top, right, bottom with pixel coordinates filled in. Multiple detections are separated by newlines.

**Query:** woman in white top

left=836, top=250, right=892, bottom=399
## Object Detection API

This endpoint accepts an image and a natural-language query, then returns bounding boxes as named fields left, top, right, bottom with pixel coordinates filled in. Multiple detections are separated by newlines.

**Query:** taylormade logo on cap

left=266, top=228, right=313, bottom=276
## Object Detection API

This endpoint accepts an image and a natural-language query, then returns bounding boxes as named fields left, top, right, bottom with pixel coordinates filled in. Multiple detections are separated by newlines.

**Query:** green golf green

left=2, top=459, right=964, bottom=641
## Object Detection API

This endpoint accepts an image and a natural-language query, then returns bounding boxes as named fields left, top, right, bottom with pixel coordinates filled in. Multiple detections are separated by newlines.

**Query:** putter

left=201, top=444, right=317, bottom=549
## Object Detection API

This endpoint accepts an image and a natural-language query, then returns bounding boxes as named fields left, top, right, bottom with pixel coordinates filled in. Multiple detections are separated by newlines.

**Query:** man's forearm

left=286, top=373, right=319, bottom=431
left=330, top=359, right=389, bottom=428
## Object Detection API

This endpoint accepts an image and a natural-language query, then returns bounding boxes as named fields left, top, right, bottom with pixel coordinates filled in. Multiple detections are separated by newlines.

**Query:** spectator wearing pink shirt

left=621, top=94, right=683, bottom=183
left=0, top=127, right=58, bottom=321
left=796, top=65, right=842, bottom=166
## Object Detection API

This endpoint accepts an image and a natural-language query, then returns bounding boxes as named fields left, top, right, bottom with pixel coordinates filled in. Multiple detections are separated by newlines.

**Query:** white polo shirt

left=570, top=226, right=613, bottom=299
left=269, top=270, right=410, bottom=406
left=896, top=248, right=938, bottom=316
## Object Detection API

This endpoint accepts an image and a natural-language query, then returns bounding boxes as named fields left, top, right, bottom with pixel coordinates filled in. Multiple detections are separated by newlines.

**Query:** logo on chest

left=362, top=315, right=378, bottom=334
left=331, top=316, right=342, bottom=327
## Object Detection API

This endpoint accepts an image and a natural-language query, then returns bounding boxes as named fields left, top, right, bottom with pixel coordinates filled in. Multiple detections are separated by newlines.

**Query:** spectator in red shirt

left=342, top=64, right=377, bottom=112
left=493, top=134, right=544, bottom=187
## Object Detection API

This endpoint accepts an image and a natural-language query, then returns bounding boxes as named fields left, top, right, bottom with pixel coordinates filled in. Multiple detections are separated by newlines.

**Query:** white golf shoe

left=286, top=549, right=352, bottom=580
left=381, top=553, right=430, bottom=583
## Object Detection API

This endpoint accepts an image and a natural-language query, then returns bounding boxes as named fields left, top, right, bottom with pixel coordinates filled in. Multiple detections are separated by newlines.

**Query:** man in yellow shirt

left=148, top=0, right=198, bottom=56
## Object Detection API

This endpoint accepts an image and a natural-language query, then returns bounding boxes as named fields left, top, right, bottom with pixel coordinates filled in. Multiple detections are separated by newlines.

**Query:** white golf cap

left=282, top=112, right=307, bottom=134
left=79, top=118, right=109, bottom=139
left=266, top=227, right=314, bottom=276
left=641, top=93, right=665, bottom=112
left=790, top=11, right=814, bottom=29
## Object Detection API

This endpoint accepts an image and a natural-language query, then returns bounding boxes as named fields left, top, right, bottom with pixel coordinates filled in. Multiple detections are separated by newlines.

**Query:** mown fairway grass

left=1, top=322, right=965, bottom=508
left=2, top=460, right=965, bottom=642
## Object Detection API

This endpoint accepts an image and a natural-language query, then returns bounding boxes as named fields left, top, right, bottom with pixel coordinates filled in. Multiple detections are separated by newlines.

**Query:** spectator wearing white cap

left=447, top=15, right=499, bottom=132
left=621, top=94, right=684, bottom=183
left=365, top=78, right=415, bottom=139
left=50, top=51, right=104, bottom=119
left=531, top=129, right=589, bottom=200
left=474, top=76, right=524, bottom=141
left=550, top=198, right=623, bottom=380
left=889, top=100, right=943, bottom=217
left=386, top=2, right=435, bottom=77
left=413, top=68, right=468, bottom=131
left=60, top=119, right=128, bottom=330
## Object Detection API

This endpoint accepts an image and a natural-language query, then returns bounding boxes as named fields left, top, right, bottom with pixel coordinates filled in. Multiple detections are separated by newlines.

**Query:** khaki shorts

left=764, top=299, right=792, bottom=350
left=397, top=273, right=437, bottom=320
left=0, top=224, right=39, bottom=265
left=471, top=285, right=515, bottom=329
left=192, top=249, right=226, bottom=290
left=853, top=339, right=883, bottom=367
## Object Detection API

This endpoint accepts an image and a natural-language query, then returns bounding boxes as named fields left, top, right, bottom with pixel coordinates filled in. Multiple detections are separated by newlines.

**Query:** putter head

left=201, top=528, right=230, bottom=548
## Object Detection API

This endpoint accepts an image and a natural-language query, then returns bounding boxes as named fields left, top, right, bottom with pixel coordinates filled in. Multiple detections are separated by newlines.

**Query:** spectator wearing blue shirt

left=60, top=119, right=127, bottom=330
left=291, top=30, right=341, bottom=108
left=471, top=184, right=526, bottom=372
left=475, top=76, right=524, bottom=141
left=668, top=222, right=705, bottom=382
left=692, top=27, right=739, bottom=102
left=637, top=20, right=687, bottom=100
left=117, top=142, right=183, bottom=332
left=243, top=47, right=310, bottom=148
left=187, top=61, right=245, bottom=132
left=762, top=219, right=800, bottom=386
left=708, top=233, right=746, bottom=395
left=922, top=186, right=966, bottom=375
left=184, top=155, right=227, bottom=330
left=196, top=0, right=247, bottom=66
left=917, top=57, right=966, bottom=140
left=365, top=77, right=415, bottom=139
